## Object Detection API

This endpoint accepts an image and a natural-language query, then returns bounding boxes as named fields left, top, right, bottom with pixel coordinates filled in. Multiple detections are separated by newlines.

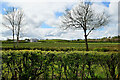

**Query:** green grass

left=1, top=42, right=119, bottom=48
left=1, top=42, right=119, bottom=51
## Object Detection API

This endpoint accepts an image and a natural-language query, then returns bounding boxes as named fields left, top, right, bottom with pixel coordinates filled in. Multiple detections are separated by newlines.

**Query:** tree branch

left=2, top=23, right=12, bottom=30
left=87, top=27, right=94, bottom=36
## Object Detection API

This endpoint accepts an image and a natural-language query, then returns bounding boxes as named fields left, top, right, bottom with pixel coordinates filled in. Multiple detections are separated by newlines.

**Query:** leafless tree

left=2, top=7, right=16, bottom=48
left=60, top=2, right=110, bottom=51
left=15, top=9, right=24, bottom=47
left=2, top=7, right=25, bottom=47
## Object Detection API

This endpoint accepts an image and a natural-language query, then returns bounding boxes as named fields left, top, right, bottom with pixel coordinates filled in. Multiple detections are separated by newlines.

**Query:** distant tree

left=25, top=39, right=30, bottom=42
left=77, top=39, right=80, bottom=41
left=60, top=2, right=110, bottom=51
left=7, top=38, right=13, bottom=42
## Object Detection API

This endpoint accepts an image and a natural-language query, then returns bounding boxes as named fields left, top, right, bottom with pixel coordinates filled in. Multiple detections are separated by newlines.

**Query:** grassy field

left=1, top=42, right=119, bottom=51
left=1, top=42, right=118, bottom=47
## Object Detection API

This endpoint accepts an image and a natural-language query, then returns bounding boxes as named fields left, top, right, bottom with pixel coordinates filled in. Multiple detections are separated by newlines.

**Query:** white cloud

left=0, top=13, right=11, bottom=40
left=6, top=1, right=76, bottom=27
left=1, top=0, right=119, bottom=40
left=22, top=26, right=84, bottom=40
left=2, top=0, right=78, bottom=3
left=92, top=3, right=108, bottom=13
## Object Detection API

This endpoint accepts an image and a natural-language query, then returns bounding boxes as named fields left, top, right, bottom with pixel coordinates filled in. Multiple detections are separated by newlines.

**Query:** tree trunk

left=13, top=29, right=15, bottom=48
left=17, top=25, right=20, bottom=47
left=17, top=35, right=19, bottom=47
left=84, top=29, right=89, bottom=51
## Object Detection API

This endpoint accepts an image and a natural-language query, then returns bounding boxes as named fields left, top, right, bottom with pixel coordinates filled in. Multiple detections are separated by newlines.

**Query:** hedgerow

left=2, top=50, right=120, bottom=79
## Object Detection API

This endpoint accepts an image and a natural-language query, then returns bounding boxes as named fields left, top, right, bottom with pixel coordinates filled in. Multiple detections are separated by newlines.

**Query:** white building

left=30, top=38, right=38, bottom=42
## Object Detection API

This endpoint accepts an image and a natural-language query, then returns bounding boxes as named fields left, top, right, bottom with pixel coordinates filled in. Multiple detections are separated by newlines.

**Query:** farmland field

left=2, top=42, right=119, bottom=47
left=1, top=42, right=119, bottom=51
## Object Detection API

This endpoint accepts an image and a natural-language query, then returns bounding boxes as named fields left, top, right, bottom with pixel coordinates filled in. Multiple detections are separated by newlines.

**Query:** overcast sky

left=0, top=0, right=119, bottom=40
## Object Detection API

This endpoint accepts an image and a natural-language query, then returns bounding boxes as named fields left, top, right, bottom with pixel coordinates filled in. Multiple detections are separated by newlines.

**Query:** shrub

left=2, top=50, right=119, bottom=79
left=93, top=48, right=109, bottom=52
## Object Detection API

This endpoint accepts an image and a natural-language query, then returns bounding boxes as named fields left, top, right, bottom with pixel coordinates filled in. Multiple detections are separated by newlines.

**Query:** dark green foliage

left=2, top=51, right=119, bottom=79
left=93, top=48, right=109, bottom=52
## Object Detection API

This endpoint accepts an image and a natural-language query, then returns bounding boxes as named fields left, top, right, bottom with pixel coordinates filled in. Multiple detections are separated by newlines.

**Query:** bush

left=93, top=48, right=109, bottom=52
left=2, top=50, right=119, bottom=79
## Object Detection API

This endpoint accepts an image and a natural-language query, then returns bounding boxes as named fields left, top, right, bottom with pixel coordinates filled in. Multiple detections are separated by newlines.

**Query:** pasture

left=1, top=42, right=119, bottom=51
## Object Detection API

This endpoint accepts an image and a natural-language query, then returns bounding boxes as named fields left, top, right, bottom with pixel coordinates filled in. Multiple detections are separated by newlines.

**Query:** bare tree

left=2, top=7, right=16, bottom=48
left=15, top=9, right=24, bottom=47
left=2, top=7, right=25, bottom=47
left=60, top=2, right=110, bottom=51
